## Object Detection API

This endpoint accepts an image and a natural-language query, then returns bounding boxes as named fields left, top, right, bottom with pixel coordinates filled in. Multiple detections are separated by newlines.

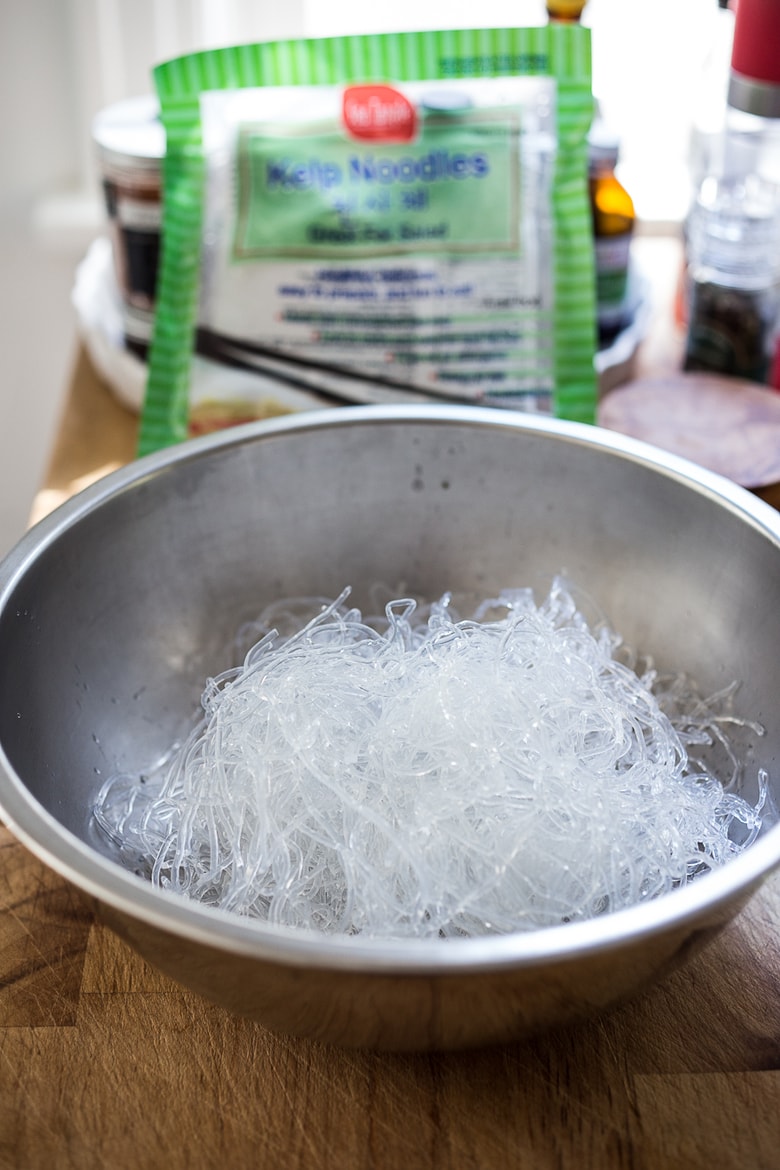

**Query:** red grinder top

left=728, top=0, right=780, bottom=116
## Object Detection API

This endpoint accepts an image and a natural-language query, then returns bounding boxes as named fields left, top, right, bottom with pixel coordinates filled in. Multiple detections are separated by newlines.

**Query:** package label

left=199, top=77, right=555, bottom=402
left=141, top=26, right=597, bottom=453
left=234, top=105, right=519, bottom=257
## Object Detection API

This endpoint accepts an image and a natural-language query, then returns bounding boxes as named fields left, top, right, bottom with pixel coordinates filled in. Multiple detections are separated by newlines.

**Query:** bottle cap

left=587, top=119, right=620, bottom=168
left=728, top=0, right=780, bottom=117
left=92, top=96, right=165, bottom=176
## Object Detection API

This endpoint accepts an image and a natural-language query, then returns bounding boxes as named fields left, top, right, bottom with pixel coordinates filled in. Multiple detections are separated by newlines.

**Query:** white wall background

left=1, top=0, right=725, bottom=226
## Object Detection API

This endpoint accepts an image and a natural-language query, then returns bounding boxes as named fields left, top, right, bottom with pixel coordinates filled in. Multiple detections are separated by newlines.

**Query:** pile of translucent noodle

left=92, top=579, right=769, bottom=938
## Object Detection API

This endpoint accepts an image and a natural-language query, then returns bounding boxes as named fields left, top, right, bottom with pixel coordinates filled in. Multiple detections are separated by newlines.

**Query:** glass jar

left=684, top=173, right=780, bottom=382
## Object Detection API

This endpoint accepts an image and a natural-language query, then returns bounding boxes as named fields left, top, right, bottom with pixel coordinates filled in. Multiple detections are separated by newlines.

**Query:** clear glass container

left=684, top=172, right=780, bottom=382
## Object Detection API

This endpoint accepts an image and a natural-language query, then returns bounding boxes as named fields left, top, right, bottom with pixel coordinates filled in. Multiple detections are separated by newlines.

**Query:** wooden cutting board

left=2, top=348, right=780, bottom=1170
left=2, top=822, right=779, bottom=1170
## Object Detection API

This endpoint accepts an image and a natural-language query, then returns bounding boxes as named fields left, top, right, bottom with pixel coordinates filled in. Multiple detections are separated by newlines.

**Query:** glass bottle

left=545, top=0, right=588, bottom=22
left=683, top=172, right=780, bottom=382
left=683, top=0, right=780, bottom=383
left=588, top=121, right=637, bottom=343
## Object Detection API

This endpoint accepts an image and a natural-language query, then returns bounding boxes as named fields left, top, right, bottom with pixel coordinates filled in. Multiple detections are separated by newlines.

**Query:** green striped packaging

left=140, top=26, right=596, bottom=454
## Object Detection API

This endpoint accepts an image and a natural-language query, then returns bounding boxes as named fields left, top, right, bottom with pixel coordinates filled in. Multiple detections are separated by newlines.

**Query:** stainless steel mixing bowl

left=1, top=404, right=780, bottom=1050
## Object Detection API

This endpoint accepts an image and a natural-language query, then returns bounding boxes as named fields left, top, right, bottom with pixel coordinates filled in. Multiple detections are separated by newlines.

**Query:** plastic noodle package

left=92, top=579, right=769, bottom=939
left=140, top=26, right=597, bottom=453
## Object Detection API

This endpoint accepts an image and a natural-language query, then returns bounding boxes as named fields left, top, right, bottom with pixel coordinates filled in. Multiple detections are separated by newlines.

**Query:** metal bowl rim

left=2, top=402, right=780, bottom=975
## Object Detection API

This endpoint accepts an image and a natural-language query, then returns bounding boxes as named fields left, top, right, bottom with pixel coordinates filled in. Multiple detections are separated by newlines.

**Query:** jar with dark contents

left=684, top=279, right=772, bottom=381
left=684, top=173, right=780, bottom=383
left=92, top=97, right=165, bottom=358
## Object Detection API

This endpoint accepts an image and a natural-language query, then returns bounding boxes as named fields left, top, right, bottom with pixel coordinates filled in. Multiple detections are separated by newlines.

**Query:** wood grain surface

left=2, top=818, right=779, bottom=1170
left=2, top=343, right=780, bottom=1169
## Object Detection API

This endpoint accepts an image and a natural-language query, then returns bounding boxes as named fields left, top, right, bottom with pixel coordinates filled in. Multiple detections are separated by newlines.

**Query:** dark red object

left=731, top=0, right=780, bottom=86
left=770, top=334, right=780, bottom=390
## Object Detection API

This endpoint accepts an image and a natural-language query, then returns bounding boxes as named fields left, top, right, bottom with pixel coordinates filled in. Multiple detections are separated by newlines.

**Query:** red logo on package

left=342, top=85, right=417, bottom=143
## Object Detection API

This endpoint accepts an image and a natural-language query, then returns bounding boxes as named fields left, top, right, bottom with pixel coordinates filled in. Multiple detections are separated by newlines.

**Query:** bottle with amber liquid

left=588, top=120, right=637, bottom=343
left=546, top=0, right=588, bottom=21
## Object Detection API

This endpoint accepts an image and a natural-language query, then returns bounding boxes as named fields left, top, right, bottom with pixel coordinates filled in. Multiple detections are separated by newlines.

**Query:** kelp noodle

left=92, top=579, right=768, bottom=938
